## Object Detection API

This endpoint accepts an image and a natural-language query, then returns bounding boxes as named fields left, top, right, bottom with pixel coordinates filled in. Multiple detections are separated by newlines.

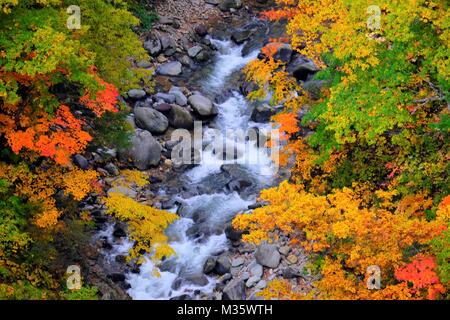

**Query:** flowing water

left=119, top=38, right=277, bottom=300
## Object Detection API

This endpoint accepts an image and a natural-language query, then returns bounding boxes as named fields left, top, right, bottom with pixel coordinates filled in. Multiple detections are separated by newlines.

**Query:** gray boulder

left=246, top=275, right=260, bottom=288
left=188, top=94, right=217, bottom=117
left=255, top=244, right=280, bottom=269
left=157, top=61, right=182, bottom=76
left=168, top=105, right=194, bottom=129
left=250, top=103, right=276, bottom=123
left=214, top=256, right=231, bottom=275
left=287, top=55, right=320, bottom=81
left=127, top=89, right=146, bottom=99
left=273, top=43, right=293, bottom=63
left=169, top=87, right=188, bottom=106
left=187, top=45, right=203, bottom=58
left=154, top=92, right=176, bottom=104
left=127, top=130, right=162, bottom=169
left=143, top=37, right=162, bottom=56
left=203, top=257, right=217, bottom=274
left=134, top=107, right=169, bottom=134
left=159, top=35, right=176, bottom=50
left=222, top=279, right=246, bottom=300
left=231, top=29, right=251, bottom=44
left=219, top=0, right=242, bottom=12
left=205, top=0, right=220, bottom=4
left=73, top=154, right=89, bottom=169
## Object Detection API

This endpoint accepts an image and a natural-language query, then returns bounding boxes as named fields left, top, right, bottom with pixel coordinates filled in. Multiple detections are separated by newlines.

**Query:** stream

left=103, top=34, right=280, bottom=300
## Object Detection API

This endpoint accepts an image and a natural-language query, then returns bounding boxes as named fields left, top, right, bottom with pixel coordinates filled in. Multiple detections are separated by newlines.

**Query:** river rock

left=222, top=279, right=245, bottom=300
left=255, top=244, right=280, bottom=268
left=127, top=89, right=146, bottom=99
left=219, top=0, right=242, bottom=12
left=104, top=163, right=120, bottom=176
left=231, top=257, right=245, bottom=267
left=188, top=45, right=203, bottom=58
left=246, top=275, right=260, bottom=288
left=188, top=94, right=217, bottom=117
left=205, top=0, right=220, bottom=4
left=144, top=37, right=162, bottom=56
left=250, top=103, right=276, bottom=123
left=273, top=43, right=293, bottom=63
left=154, top=103, right=172, bottom=113
left=255, top=280, right=267, bottom=290
left=279, top=246, right=291, bottom=256
left=168, top=105, right=194, bottom=129
left=203, top=257, right=217, bottom=274
left=287, top=55, right=320, bottom=81
left=73, top=154, right=89, bottom=169
left=169, top=87, right=188, bottom=106
left=157, top=61, right=182, bottom=76
left=231, top=29, right=252, bottom=44
left=107, top=185, right=137, bottom=198
left=127, top=130, right=162, bottom=169
left=287, top=254, right=298, bottom=264
left=249, top=262, right=263, bottom=278
left=134, top=106, right=169, bottom=134
left=136, top=60, right=152, bottom=69
left=185, top=274, right=209, bottom=286
left=225, top=223, right=244, bottom=241
left=214, top=256, right=231, bottom=275
left=195, top=24, right=208, bottom=37
left=194, top=50, right=210, bottom=62
left=154, top=92, right=176, bottom=104
left=159, top=35, right=177, bottom=51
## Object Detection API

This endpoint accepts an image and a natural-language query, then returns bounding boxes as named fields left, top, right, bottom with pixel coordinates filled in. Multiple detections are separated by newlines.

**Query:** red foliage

left=395, top=254, right=446, bottom=299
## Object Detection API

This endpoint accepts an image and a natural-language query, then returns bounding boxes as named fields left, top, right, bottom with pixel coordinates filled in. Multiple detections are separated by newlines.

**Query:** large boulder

left=287, top=55, right=320, bottom=81
left=254, top=244, right=280, bottom=269
left=134, top=107, right=169, bottom=134
left=222, top=279, right=246, bottom=300
left=157, top=61, right=182, bottom=76
left=188, top=94, right=217, bottom=117
left=127, top=130, right=162, bottom=169
left=168, top=105, right=194, bottom=129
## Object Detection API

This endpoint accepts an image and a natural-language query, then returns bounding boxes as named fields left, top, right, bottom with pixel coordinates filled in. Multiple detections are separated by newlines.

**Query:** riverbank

left=76, top=0, right=319, bottom=300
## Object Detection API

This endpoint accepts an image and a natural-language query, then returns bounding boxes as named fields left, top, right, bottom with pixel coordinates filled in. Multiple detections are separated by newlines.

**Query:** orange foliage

left=395, top=255, right=446, bottom=300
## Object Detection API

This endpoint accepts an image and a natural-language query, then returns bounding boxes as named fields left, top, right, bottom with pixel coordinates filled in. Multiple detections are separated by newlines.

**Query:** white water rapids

left=117, top=39, right=277, bottom=300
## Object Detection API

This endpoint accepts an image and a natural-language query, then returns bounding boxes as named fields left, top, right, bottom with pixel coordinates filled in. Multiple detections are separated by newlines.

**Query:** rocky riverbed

left=73, top=0, right=321, bottom=300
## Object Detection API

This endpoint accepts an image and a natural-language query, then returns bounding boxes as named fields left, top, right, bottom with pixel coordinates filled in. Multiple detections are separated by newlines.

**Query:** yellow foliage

left=0, top=162, right=99, bottom=228
left=104, top=192, right=178, bottom=263
left=233, top=181, right=449, bottom=299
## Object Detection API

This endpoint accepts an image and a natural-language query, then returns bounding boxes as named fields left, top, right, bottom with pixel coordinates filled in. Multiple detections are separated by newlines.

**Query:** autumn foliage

left=0, top=0, right=154, bottom=299
left=235, top=0, right=449, bottom=300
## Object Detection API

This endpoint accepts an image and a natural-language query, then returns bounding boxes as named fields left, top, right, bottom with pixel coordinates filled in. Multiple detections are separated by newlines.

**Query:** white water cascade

left=124, top=39, right=277, bottom=300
